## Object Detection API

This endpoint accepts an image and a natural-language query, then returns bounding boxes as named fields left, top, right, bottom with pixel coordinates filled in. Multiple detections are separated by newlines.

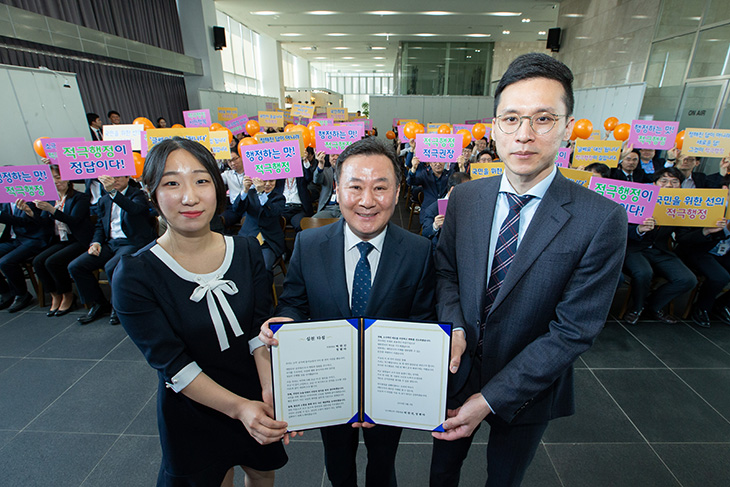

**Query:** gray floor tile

left=0, top=356, right=19, bottom=374
left=546, top=443, right=680, bottom=487
left=582, top=321, right=665, bottom=369
left=395, top=443, right=437, bottom=485
left=27, top=361, right=157, bottom=434
left=653, top=443, right=730, bottom=487
left=628, top=323, right=730, bottom=368
left=522, top=445, right=562, bottom=487
left=124, top=391, right=159, bottom=436
left=573, top=355, right=588, bottom=369
left=29, top=320, right=127, bottom=360
left=80, top=435, right=161, bottom=487
left=0, top=430, right=18, bottom=450
left=0, top=358, right=94, bottom=429
left=595, top=369, right=730, bottom=442
left=543, top=369, right=643, bottom=443
left=104, top=335, right=147, bottom=361
left=0, top=312, right=67, bottom=356
left=674, top=369, right=730, bottom=421
left=694, top=324, right=730, bottom=354
left=400, top=427, right=435, bottom=443
left=272, top=439, right=326, bottom=487
left=0, top=431, right=117, bottom=487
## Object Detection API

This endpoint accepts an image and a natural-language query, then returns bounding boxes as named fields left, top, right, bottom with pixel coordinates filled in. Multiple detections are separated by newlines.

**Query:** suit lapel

left=366, top=223, right=403, bottom=316
left=318, top=219, right=351, bottom=317
left=473, top=178, right=500, bottom=314
left=489, top=174, right=572, bottom=314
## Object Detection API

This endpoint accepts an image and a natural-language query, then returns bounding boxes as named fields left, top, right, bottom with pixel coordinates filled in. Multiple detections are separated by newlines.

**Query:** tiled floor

left=1, top=200, right=729, bottom=486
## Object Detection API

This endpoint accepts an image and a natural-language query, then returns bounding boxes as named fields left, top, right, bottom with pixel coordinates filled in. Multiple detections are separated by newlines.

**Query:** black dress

left=113, top=235, right=286, bottom=486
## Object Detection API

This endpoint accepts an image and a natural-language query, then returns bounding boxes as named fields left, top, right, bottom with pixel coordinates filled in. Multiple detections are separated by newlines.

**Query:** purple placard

left=225, top=115, right=250, bottom=136
left=315, top=118, right=334, bottom=127
left=589, top=177, right=658, bottom=224
left=56, top=141, right=135, bottom=180
left=183, top=109, right=212, bottom=128
left=627, top=120, right=679, bottom=150
left=362, top=119, right=373, bottom=131
left=415, top=134, right=463, bottom=163
left=452, top=124, right=473, bottom=135
left=265, top=102, right=278, bottom=110
left=140, top=131, right=148, bottom=158
left=336, top=122, right=365, bottom=138
left=554, top=148, right=572, bottom=168
left=240, top=141, right=303, bottom=181
left=465, top=119, right=481, bottom=124
left=41, top=137, right=86, bottom=163
left=0, top=165, right=59, bottom=203
left=315, top=126, right=362, bottom=154
left=438, top=198, right=448, bottom=216
left=398, top=128, right=411, bottom=144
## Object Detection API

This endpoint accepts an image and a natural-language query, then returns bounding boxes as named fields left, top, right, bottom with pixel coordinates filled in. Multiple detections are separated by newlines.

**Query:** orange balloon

left=573, top=119, right=593, bottom=139
left=308, top=127, right=317, bottom=143
left=437, top=124, right=451, bottom=135
left=210, top=123, right=224, bottom=132
left=33, top=137, right=49, bottom=157
left=472, top=123, right=486, bottom=140
left=291, top=126, right=311, bottom=148
left=284, top=123, right=296, bottom=132
left=132, top=153, right=145, bottom=179
left=676, top=130, right=685, bottom=150
left=604, top=117, right=619, bottom=132
left=613, top=123, right=631, bottom=141
left=223, top=127, right=233, bottom=144
left=307, top=120, right=321, bottom=129
left=133, top=117, right=155, bottom=131
left=403, top=124, right=417, bottom=140
left=569, top=125, right=579, bottom=141
left=457, top=129, right=472, bottom=147
left=415, top=124, right=425, bottom=135
left=245, top=120, right=260, bottom=136
left=386, top=130, right=396, bottom=140
left=171, top=124, right=184, bottom=128
left=238, top=138, right=258, bottom=152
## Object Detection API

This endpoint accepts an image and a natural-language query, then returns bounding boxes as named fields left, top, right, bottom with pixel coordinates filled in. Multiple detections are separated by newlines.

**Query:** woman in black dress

left=113, top=137, right=289, bottom=487
left=32, top=165, right=93, bottom=316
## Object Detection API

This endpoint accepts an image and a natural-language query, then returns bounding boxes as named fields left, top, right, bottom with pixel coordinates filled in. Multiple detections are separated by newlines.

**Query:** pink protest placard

left=336, top=122, right=365, bottom=139
left=183, top=109, right=212, bottom=128
left=554, top=148, right=572, bottom=168
left=398, top=128, right=410, bottom=144
left=589, top=178, right=658, bottom=224
left=312, top=118, right=334, bottom=127
left=240, top=141, right=303, bottom=181
left=225, top=115, right=250, bottom=136
left=452, top=124, right=472, bottom=135
left=438, top=198, right=448, bottom=216
left=627, top=120, right=679, bottom=150
left=140, top=131, right=148, bottom=157
left=41, top=137, right=86, bottom=163
left=0, top=165, right=58, bottom=203
left=315, top=126, right=361, bottom=154
left=415, top=134, right=463, bottom=163
left=361, top=119, right=373, bottom=131
left=56, top=141, right=134, bottom=180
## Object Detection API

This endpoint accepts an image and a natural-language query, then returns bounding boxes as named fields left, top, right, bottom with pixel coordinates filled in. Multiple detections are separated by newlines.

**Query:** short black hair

left=143, top=137, right=227, bottom=219
left=653, top=166, right=685, bottom=183
left=334, top=137, right=401, bottom=187
left=305, top=146, right=315, bottom=157
left=157, top=117, right=166, bottom=124
left=585, top=163, right=610, bottom=178
left=107, top=110, right=120, bottom=118
left=494, top=52, right=574, bottom=116
left=448, top=171, right=470, bottom=189
left=48, top=164, right=76, bottom=195
left=86, top=113, right=100, bottom=125
left=476, top=149, right=496, bottom=162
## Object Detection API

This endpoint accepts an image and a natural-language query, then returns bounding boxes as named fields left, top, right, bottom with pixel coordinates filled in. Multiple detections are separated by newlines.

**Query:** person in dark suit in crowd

left=430, top=53, right=628, bottom=487
left=312, top=152, right=341, bottom=218
left=228, top=176, right=285, bottom=271
left=407, top=159, right=451, bottom=224
left=87, top=113, right=103, bottom=141
left=0, top=199, right=53, bottom=312
left=68, top=175, right=156, bottom=325
left=610, top=149, right=649, bottom=183
left=422, top=171, right=471, bottom=254
left=622, top=167, right=697, bottom=325
left=585, top=162, right=610, bottom=178
left=32, top=165, right=94, bottom=316
left=274, top=156, right=314, bottom=232
left=673, top=152, right=721, bottom=188
left=259, top=137, right=436, bottom=487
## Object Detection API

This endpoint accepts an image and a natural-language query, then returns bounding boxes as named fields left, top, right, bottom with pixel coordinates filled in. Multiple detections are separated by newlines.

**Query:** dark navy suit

left=233, top=188, right=285, bottom=270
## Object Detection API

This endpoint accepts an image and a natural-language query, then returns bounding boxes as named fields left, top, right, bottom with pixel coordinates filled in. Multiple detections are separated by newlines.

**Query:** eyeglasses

left=657, top=178, right=680, bottom=186
left=495, top=112, right=567, bottom=135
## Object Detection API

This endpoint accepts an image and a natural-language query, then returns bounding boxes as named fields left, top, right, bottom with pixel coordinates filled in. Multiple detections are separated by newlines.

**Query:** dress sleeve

left=112, top=254, right=200, bottom=391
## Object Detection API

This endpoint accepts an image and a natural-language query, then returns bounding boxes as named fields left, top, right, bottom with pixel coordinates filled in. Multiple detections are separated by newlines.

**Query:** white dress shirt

left=344, top=223, right=387, bottom=308
left=109, top=186, right=129, bottom=240
left=221, top=170, right=245, bottom=203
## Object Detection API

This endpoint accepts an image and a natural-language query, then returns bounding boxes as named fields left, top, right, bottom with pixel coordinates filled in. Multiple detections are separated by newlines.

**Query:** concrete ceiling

left=215, top=0, right=562, bottom=75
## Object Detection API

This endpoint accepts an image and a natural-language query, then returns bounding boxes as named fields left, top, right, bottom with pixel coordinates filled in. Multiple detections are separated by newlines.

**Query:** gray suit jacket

left=436, top=171, right=627, bottom=424
left=313, top=166, right=335, bottom=213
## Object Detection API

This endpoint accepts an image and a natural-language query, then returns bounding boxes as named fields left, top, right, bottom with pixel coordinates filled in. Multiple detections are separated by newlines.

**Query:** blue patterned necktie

left=351, top=241, right=374, bottom=316
left=479, top=193, right=533, bottom=353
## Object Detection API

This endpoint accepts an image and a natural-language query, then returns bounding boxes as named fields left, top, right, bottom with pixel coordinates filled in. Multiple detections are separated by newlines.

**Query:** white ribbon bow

left=189, top=277, right=243, bottom=351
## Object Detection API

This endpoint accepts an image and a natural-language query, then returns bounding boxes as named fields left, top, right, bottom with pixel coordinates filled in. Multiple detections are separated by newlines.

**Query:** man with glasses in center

left=430, top=53, right=628, bottom=486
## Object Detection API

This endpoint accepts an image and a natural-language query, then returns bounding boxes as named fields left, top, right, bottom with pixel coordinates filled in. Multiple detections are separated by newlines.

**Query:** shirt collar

left=497, top=164, right=556, bottom=200
left=344, top=222, right=387, bottom=254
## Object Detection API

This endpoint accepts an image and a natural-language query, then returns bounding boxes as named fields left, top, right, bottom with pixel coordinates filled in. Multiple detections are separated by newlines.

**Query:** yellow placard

left=217, top=107, right=238, bottom=122
left=210, top=131, right=231, bottom=160
left=559, top=167, right=593, bottom=187
left=258, top=111, right=285, bottom=128
left=684, top=128, right=730, bottom=158
left=653, top=188, right=727, bottom=227
left=146, top=128, right=210, bottom=149
left=327, top=107, right=348, bottom=121
left=256, top=131, right=305, bottom=153
left=470, top=162, right=504, bottom=179
left=573, top=140, right=623, bottom=168
left=589, top=129, right=602, bottom=140
left=292, top=103, right=315, bottom=118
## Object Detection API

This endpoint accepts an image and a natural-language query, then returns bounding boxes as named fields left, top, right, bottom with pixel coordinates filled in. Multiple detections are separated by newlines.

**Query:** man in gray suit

left=429, top=53, right=628, bottom=486
left=313, top=152, right=341, bottom=218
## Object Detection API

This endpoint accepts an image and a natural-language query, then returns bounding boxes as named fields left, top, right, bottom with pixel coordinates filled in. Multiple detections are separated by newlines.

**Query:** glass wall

left=397, top=42, right=493, bottom=96
left=216, top=11, right=262, bottom=95
left=326, top=73, right=394, bottom=96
